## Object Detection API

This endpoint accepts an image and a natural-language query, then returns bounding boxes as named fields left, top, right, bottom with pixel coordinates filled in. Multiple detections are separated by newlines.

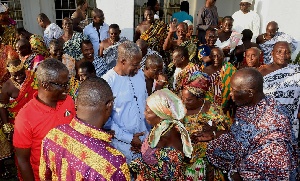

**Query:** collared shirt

left=63, top=31, right=87, bottom=61
left=39, top=117, right=130, bottom=181
left=13, top=92, right=75, bottom=180
left=83, top=22, right=109, bottom=57
left=232, top=10, right=260, bottom=42
left=93, top=56, right=109, bottom=77
left=196, top=6, right=218, bottom=31
left=43, top=23, right=64, bottom=48
left=102, top=69, right=150, bottom=163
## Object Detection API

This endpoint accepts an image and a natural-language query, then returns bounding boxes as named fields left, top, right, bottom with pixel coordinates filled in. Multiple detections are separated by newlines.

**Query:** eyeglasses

left=47, top=81, right=70, bottom=89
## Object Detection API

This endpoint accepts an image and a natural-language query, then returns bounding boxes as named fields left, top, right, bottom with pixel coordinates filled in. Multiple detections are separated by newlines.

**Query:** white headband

left=241, top=0, right=253, bottom=4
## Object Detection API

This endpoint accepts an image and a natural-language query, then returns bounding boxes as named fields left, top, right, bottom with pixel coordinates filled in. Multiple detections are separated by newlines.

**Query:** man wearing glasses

left=13, top=58, right=75, bottom=180
left=232, top=0, right=260, bottom=42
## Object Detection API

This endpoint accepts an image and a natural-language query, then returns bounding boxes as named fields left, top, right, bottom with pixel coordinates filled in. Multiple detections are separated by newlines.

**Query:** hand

left=169, top=19, right=177, bottom=33
left=130, top=146, right=141, bottom=153
left=192, top=131, right=214, bottom=142
left=131, top=132, right=144, bottom=148
left=202, top=122, right=217, bottom=132
left=230, top=172, right=242, bottom=181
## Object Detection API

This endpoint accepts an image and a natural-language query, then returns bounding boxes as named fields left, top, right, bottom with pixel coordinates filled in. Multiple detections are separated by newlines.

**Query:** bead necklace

left=10, top=78, right=22, bottom=90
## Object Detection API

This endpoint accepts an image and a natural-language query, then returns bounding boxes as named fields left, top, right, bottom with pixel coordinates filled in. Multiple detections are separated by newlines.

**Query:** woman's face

left=144, top=105, right=161, bottom=126
left=181, top=89, right=201, bottom=110
left=221, top=19, right=233, bottom=33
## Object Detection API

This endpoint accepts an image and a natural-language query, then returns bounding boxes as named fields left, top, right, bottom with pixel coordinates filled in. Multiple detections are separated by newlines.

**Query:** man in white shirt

left=83, top=8, right=109, bottom=57
left=37, top=13, right=64, bottom=48
left=102, top=41, right=149, bottom=164
left=232, top=0, right=260, bottom=42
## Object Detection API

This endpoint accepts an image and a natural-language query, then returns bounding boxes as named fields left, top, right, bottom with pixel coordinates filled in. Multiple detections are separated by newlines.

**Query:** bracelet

left=212, top=131, right=216, bottom=139
left=2, top=123, right=14, bottom=134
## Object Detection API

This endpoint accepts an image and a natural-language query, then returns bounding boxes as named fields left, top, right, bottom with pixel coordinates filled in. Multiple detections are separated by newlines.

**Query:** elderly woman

left=180, top=71, right=230, bottom=180
left=130, top=88, right=193, bottom=180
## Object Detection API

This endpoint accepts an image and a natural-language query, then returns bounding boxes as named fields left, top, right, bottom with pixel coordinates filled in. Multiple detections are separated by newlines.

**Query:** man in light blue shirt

left=83, top=8, right=109, bottom=57
left=102, top=41, right=150, bottom=164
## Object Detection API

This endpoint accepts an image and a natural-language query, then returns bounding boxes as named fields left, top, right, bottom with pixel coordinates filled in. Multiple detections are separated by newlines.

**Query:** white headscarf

left=241, top=0, right=253, bottom=4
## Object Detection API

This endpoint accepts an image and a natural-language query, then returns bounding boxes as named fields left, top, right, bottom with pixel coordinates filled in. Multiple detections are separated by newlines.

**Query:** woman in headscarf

left=130, top=88, right=193, bottom=181
left=180, top=71, right=231, bottom=181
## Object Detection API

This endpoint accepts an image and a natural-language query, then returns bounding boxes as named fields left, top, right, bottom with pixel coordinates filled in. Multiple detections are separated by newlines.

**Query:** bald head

left=136, top=39, right=148, bottom=56
left=232, top=68, right=264, bottom=92
left=267, top=21, right=278, bottom=29
left=273, top=41, right=291, bottom=52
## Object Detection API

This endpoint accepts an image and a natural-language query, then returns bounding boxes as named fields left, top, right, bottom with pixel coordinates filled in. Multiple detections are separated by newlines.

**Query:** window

left=1, top=0, right=23, bottom=27
left=55, top=0, right=96, bottom=27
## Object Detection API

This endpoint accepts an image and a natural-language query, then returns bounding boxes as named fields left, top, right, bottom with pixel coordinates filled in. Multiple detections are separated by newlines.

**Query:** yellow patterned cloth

left=39, top=117, right=130, bottom=181
left=140, top=19, right=168, bottom=53
left=0, top=127, right=12, bottom=160
left=29, top=34, right=49, bottom=57
left=1, top=23, right=17, bottom=47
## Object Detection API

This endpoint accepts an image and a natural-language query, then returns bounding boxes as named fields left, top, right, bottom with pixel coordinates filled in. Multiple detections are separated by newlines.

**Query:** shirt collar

left=70, top=117, right=112, bottom=143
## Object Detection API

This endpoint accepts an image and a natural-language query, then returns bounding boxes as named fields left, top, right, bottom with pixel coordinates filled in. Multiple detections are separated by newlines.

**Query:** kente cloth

left=29, top=34, right=49, bottom=57
left=21, top=53, right=44, bottom=71
left=130, top=136, right=185, bottom=181
left=0, top=44, right=18, bottom=87
left=182, top=71, right=210, bottom=98
left=0, top=127, right=12, bottom=160
left=140, top=19, right=168, bottom=53
left=259, top=32, right=298, bottom=64
left=263, top=64, right=300, bottom=140
left=232, top=10, right=260, bottom=42
left=206, top=96, right=298, bottom=180
left=1, top=19, right=17, bottom=47
left=69, top=76, right=80, bottom=100
left=93, top=56, right=109, bottom=77
left=62, top=54, right=76, bottom=77
left=63, top=31, right=87, bottom=61
left=101, top=36, right=128, bottom=70
left=183, top=103, right=230, bottom=181
left=173, top=62, right=201, bottom=93
left=43, top=23, right=64, bottom=48
left=205, top=62, right=236, bottom=108
left=146, top=88, right=192, bottom=158
left=40, top=117, right=130, bottom=181
left=198, top=44, right=212, bottom=66
left=7, top=70, right=38, bottom=124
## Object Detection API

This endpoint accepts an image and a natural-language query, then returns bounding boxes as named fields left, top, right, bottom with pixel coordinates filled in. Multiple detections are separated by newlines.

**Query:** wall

left=20, top=0, right=56, bottom=36
left=96, top=0, right=135, bottom=40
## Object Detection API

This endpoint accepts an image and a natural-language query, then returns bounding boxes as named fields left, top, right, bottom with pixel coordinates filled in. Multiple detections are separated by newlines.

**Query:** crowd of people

left=0, top=0, right=299, bottom=180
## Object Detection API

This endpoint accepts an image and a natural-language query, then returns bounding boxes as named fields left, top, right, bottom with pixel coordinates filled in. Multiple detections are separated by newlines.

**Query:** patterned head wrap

left=182, top=71, right=210, bottom=98
left=0, top=3, right=8, bottom=13
left=147, top=88, right=193, bottom=158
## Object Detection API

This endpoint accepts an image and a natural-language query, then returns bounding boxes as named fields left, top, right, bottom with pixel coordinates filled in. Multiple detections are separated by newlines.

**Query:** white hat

left=183, top=20, right=193, bottom=26
left=0, top=3, right=8, bottom=13
left=241, top=0, right=253, bottom=4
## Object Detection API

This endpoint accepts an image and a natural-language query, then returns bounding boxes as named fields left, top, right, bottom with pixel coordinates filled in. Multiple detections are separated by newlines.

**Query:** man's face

left=209, top=49, right=223, bottom=67
left=144, top=10, right=154, bottom=22
left=172, top=51, right=183, bottom=68
left=10, top=68, right=26, bottom=85
left=122, top=54, right=142, bottom=77
left=205, top=30, right=218, bottom=47
left=37, top=18, right=46, bottom=29
left=272, top=42, right=291, bottom=66
left=145, top=62, right=163, bottom=80
left=109, top=28, right=120, bottom=42
left=49, top=44, right=63, bottom=61
left=81, top=43, right=94, bottom=60
left=15, top=41, right=31, bottom=57
left=46, top=71, right=70, bottom=101
left=266, top=25, right=278, bottom=38
left=239, top=2, right=251, bottom=13
left=78, top=68, right=94, bottom=82
left=62, top=19, right=73, bottom=31
left=176, top=24, right=187, bottom=41
left=93, top=11, right=104, bottom=24
left=245, top=49, right=260, bottom=67
left=187, top=25, right=193, bottom=37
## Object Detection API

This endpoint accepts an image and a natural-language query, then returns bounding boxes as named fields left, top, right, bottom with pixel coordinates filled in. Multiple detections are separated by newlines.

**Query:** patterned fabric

left=180, top=40, right=197, bottom=63
left=1, top=20, right=17, bottom=47
left=43, top=23, right=64, bottom=47
left=63, top=31, right=87, bottom=61
left=130, top=136, right=185, bottom=181
left=263, top=64, right=300, bottom=139
left=147, top=89, right=192, bottom=158
left=140, top=48, right=161, bottom=69
left=206, top=96, right=298, bottom=180
left=29, top=34, right=49, bottom=57
left=140, top=19, right=168, bottom=53
left=7, top=71, right=38, bottom=124
left=40, top=117, right=130, bottom=181
left=62, top=54, right=76, bottom=77
left=69, top=76, right=80, bottom=100
left=183, top=103, right=230, bottom=181
left=0, top=127, right=12, bottom=160
left=182, top=71, right=210, bottom=98
left=173, top=62, right=201, bottom=93
left=0, top=44, right=18, bottom=87
left=198, top=44, right=212, bottom=67
left=21, top=53, right=44, bottom=71
left=259, top=32, right=298, bottom=64
left=101, top=36, right=128, bottom=70
left=93, top=56, right=109, bottom=77
left=205, top=62, right=236, bottom=108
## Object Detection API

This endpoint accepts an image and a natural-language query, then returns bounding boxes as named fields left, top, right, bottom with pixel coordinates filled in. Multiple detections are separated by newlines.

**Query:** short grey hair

left=118, top=41, right=142, bottom=61
left=36, top=58, right=69, bottom=82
